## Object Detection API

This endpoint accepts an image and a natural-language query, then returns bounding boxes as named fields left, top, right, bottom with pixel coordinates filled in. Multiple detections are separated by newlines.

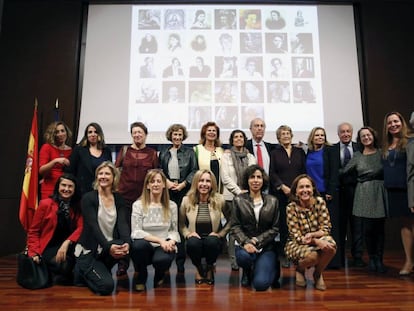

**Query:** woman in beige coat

left=179, top=169, right=230, bottom=285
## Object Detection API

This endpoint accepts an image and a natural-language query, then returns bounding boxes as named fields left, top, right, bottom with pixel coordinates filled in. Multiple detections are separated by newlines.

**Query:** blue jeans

left=236, top=246, right=277, bottom=291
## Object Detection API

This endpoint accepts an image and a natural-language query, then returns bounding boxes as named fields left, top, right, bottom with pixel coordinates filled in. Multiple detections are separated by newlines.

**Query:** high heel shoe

left=195, top=265, right=204, bottom=284
left=295, top=269, right=306, bottom=287
left=314, top=272, right=326, bottom=291
left=399, top=263, right=413, bottom=276
left=205, top=265, right=215, bottom=285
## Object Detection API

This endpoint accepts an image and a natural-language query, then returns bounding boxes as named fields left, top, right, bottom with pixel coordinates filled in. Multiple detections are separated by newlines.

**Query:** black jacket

left=231, top=192, right=279, bottom=251
left=66, top=145, right=112, bottom=194
left=158, top=145, right=198, bottom=185
left=78, top=190, right=131, bottom=257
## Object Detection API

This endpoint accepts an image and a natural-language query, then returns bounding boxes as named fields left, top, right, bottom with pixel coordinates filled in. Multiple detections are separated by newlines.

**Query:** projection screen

left=79, top=4, right=363, bottom=145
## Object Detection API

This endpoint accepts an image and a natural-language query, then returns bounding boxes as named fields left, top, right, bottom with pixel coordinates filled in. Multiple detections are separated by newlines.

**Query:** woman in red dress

left=39, top=121, right=72, bottom=200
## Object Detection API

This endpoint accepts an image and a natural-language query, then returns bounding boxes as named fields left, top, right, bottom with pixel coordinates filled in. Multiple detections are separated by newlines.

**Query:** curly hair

left=165, top=123, right=188, bottom=142
left=43, top=121, right=72, bottom=146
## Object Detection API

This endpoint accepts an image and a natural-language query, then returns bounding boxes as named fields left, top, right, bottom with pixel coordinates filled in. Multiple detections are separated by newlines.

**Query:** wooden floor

left=2, top=251, right=414, bottom=310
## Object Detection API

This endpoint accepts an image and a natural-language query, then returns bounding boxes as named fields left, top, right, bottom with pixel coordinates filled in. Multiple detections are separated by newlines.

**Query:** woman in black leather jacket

left=231, top=164, right=280, bottom=291
left=159, top=123, right=198, bottom=273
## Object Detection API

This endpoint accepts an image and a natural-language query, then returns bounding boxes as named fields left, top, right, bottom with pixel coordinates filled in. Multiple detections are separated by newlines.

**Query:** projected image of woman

left=216, top=56, right=237, bottom=79
left=164, top=9, right=185, bottom=30
left=163, top=57, right=184, bottom=79
left=293, top=81, right=315, bottom=103
left=137, top=81, right=159, bottom=104
left=241, top=57, right=263, bottom=79
left=269, top=57, right=289, bottom=79
left=268, top=82, right=290, bottom=103
left=241, top=81, right=263, bottom=103
left=291, top=33, right=314, bottom=54
left=265, top=10, right=286, bottom=30
left=240, top=33, right=262, bottom=54
left=191, top=9, right=210, bottom=29
left=140, top=57, right=156, bottom=78
left=218, top=33, right=234, bottom=55
left=214, top=9, right=236, bottom=29
left=139, top=33, right=158, bottom=54
left=138, top=9, right=160, bottom=30
left=189, top=56, right=211, bottom=78
left=215, top=81, right=237, bottom=103
left=188, top=106, right=211, bottom=130
left=167, top=33, right=182, bottom=52
left=163, top=82, right=185, bottom=104
left=191, top=35, right=207, bottom=52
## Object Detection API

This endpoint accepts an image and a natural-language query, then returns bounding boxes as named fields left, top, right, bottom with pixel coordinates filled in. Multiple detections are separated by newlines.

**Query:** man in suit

left=325, top=122, right=365, bottom=268
left=246, top=118, right=274, bottom=176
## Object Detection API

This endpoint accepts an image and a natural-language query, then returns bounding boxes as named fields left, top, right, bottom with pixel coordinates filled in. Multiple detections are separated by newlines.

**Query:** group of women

left=25, top=111, right=414, bottom=294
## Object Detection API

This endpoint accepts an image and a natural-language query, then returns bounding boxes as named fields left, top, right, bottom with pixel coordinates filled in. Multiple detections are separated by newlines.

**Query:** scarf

left=230, top=146, right=249, bottom=187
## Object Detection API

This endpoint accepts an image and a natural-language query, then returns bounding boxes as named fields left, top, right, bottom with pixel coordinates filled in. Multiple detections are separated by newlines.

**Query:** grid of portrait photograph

left=129, top=5, right=321, bottom=132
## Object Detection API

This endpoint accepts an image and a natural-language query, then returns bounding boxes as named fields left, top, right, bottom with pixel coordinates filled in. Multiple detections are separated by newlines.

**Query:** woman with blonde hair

left=305, top=126, right=331, bottom=196
left=180, top=169, right=230, bottom=285
left=130, top=169, right=180, bottom=291
left=75, top=161, right=130, bottom=295
left=39, top=121, right=72, bottom=199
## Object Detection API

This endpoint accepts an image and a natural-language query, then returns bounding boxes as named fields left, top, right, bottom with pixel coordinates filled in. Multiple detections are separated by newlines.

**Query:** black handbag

left=16, top=251, right=51, bottom=289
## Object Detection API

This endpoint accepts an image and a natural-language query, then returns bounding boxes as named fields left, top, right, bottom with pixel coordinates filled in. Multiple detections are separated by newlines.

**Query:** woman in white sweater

left=130, top=169, right=180, bottom=291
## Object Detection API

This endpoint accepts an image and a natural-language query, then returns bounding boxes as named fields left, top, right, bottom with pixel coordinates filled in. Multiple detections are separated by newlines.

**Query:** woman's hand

left=55, top=240, right=71, bottom=263
left=315, top=238, right=336, bottom=251
left=243, top=242, right=259, bottom=254
left=209, top=232, right=220, bottom=238
left=110, top=243, right=129, bottom=259
left=187, top=232, right=201, bottom=239
left=302, top=233, right=313, bottom=245
left=54, top=157, right=70, bottom=166
left=160, top=240, right=176, bottom=253
left=32, top=255, right=41, bottom=264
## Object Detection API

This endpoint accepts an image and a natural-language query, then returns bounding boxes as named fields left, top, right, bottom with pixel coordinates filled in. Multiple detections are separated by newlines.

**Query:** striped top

left=195, top=202, right=212, bottom=236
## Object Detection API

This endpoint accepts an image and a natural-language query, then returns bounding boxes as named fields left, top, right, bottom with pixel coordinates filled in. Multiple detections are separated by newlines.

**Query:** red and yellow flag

left=19, top=102, right=39, bottom=232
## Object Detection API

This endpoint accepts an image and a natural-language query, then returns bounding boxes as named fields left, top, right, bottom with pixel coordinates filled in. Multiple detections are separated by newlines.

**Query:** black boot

left=368, top=256, right=377, bottom=272
left=153, top=270, right=166, bottom=288
left=241, top=268, right=251, bottom=287
left=375, top=256, right=387, bottom=273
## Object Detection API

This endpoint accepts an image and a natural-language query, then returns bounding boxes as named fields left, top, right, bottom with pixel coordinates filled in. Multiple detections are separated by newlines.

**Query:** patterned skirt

left=284, top=235, right=336, bottom=264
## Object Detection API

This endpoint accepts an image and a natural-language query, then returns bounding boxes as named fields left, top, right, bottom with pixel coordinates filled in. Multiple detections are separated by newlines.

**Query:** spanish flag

left=19, top=101, right=39, bottom=232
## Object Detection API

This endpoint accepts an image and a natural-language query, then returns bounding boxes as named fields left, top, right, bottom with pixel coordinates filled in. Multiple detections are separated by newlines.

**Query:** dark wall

left=0, top=0, right=413, bottom=256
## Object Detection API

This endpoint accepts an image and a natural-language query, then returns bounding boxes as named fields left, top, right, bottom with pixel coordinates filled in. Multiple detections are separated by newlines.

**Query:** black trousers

left=363, top=217, right=385, bottom=258
left=76, top=252, right=119, bottom=295
left=338, top=185, right=364, bottom=262
left=131, top=239, right=175, bottom=284
left=186, top=235, right=223, bottom=267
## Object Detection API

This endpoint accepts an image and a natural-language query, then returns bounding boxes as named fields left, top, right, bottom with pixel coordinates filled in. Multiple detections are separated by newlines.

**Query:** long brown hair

left=382, top=111, right=411, bottom=157
left=140, top=169, right=171, bottom=221
left=79, top=122, right=106, bottom=149
left=306, top=126, right=331, bottom=151
left=289, top=174, right=321, bottom=206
